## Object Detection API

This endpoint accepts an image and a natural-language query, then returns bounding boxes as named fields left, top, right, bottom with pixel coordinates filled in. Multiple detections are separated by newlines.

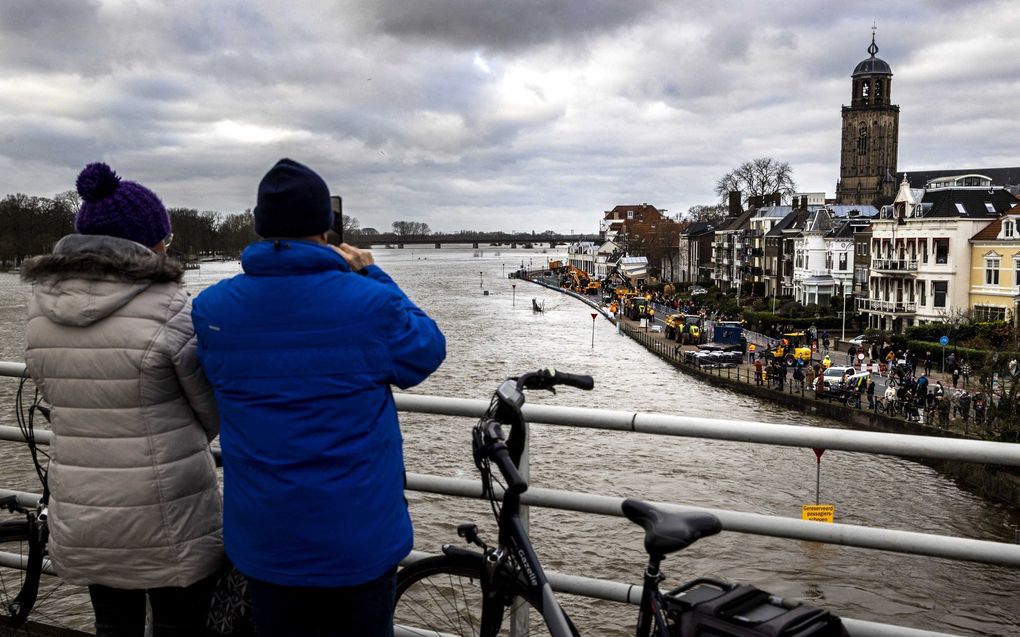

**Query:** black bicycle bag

left=667, top=578, right=849, bottom=637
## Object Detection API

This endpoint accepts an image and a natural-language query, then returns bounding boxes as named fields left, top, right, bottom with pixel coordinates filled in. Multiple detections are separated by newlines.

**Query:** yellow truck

left=771, top=332, right=812, bottom=364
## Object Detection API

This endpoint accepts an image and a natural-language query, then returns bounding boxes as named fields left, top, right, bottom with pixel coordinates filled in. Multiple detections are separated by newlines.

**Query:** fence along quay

left=1, top=361, right=1018, bottom=636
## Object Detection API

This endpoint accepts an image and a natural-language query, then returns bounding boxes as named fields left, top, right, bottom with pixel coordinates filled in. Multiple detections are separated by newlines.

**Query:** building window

left=985, top=203, right=996, bottom=214
left=1004, top=220, right=1015, bottom=238
left=975, top=305, right=1006, bottom=321
left=985, top=257, right=1001, bottom=285
left=920, top=239, right=928, bottom=264
left=857, top=124, right=868, bottom=156
left=920, top=283, right=926, bottom=306
left=839, top=253, right=847, bottom=270
left=627, top=210, right=634, bottom=220
left=933, top=281, right=948, bottom=308
left=825, top=252, right=833, bottom=269
left=934, top=239, right=949, bottom=264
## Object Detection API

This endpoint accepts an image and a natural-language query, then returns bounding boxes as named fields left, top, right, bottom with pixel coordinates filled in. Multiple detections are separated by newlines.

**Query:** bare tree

left=714, top=157, right=796, bottom=206
left=685, top=203, right=728, bottom=223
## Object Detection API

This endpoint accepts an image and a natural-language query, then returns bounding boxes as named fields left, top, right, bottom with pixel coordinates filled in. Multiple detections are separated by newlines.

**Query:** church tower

left=836, top=32, right=899, bottom=206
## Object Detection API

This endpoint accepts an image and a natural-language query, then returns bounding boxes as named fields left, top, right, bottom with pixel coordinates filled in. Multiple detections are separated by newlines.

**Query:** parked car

left=847, top=334, right=870, bottom=346
left=821, top=365, right=870, bottom=391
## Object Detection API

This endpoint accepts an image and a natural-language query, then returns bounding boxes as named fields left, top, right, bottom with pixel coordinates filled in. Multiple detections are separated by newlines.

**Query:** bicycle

left=393, top=370, right=847, bottom=637
left=0, top=372, right=78, bottom=633
left=393, top=368, right=590, bottom=636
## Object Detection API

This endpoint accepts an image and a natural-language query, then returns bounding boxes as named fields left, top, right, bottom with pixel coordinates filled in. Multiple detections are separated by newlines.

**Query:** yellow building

left=969, top=204, right=1020, bottom=323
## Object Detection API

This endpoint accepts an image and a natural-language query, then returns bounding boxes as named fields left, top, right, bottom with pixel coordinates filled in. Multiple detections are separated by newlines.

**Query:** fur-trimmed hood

left=21, top=235, right=185, bottom=327
left=21, top=235, right=183, bottom=284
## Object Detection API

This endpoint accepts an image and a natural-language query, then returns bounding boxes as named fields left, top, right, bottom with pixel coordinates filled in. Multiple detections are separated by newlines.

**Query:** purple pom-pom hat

left=73, top=162, right=171, bottom=248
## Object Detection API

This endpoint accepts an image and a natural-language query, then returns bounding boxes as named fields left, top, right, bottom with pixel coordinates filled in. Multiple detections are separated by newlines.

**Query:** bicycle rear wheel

left=0, top=517, right=91, bottom=634
left=394, top=554, right=569, bottom=637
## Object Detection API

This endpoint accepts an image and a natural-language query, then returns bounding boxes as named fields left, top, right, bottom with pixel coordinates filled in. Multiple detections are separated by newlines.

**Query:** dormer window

left=1004, top=220, right=1015, bottom=238
left=955, top=203, right=966, bottom=214
left=984, top=203, right=996, bottom=214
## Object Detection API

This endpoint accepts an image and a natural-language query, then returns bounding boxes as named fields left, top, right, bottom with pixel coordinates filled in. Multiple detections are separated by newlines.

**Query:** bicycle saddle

left=622, top=499, right=722, bottom=557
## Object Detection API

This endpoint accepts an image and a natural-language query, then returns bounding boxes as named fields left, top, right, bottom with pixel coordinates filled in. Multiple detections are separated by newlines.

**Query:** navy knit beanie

left=74, top=163, right=171, bottom=247
left=254, top=158, right=332, bottom=238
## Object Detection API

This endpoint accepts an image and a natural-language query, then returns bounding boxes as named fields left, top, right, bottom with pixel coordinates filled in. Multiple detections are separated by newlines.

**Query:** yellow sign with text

left=801, top=504, right=835, bottom=523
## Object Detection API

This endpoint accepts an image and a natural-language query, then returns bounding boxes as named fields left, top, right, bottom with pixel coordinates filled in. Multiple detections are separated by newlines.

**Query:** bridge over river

left=352, top=232, right=600, bottom=249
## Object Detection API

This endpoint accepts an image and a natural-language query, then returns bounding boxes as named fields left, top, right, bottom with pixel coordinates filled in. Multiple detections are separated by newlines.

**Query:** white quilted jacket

left=22, top=235, right=223, bottom=588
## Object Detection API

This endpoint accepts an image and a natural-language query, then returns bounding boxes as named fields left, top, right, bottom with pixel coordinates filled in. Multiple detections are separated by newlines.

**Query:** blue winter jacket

left=191, top=240, right=445, bottom=587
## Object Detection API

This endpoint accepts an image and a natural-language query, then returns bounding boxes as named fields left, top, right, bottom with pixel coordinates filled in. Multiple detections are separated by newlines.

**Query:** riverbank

left=522, top=275, right=1020, bottom=509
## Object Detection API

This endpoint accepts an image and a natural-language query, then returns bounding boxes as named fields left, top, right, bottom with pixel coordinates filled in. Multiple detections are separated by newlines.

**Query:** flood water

left=0, top=246, right=1017, bottom=635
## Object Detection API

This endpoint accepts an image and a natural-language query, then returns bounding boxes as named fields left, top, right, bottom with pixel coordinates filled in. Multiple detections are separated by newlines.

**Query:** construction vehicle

left=624, top=296, right=652, bottom=321
left=548, top=260, right=563, bottom=270
left=559, top=265, right=590, bottom=293
left=584, top=280, right=601, bottom=295
left=664, top=313, right=685, bottom=340
left=770, top=332, right=813, bottom=364
left=678, top=314, right=705, bottom=345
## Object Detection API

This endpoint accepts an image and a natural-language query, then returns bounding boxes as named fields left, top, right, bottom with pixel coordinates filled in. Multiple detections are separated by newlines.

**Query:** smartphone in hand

left=327, top=195, right=343, bottom=246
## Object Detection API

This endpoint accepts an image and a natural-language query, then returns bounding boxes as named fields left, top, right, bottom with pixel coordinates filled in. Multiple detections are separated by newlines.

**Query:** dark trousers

left=89, top=575, right=215, bottom=637
left=247, top=567, right=396, bottom=637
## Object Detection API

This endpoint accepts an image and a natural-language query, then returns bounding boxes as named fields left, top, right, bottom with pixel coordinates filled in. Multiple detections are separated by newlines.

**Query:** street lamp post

left=512, top=284, right=516, bottom=307
left=591, top=313, right=597, bottom=349
left=841, top=287, right=848, bottom=342
left=479, top=271, right=483, bottom=289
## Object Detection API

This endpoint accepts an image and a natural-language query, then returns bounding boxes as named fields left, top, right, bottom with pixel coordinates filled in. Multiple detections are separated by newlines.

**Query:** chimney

left=726, top=189, right=742, bottom=217
left=772, top=192, right=782, bottom=206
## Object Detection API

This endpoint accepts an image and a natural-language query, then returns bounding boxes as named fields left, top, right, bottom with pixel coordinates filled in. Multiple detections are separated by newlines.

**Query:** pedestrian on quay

left=748, top=342, right=756, bottom=363
left=958, top=391, right=972, bottom=432
left=952, top=365, right=961, bottom=389
left=885, top=349, right=896, bottom=376
left=924, top=351, right=933, bottom=376
left=778, top=361, right=788, bottom=391
left=961, top=358, right=971, bottom=387
left=192, top=158, right=446, bottom=637
left=22, top=162, right=223, bottom=636
left=847, top=343, right=857, bottom=366
left=805, top=364, right=816, bottom=389
left=822, top=331, right=830, bottom=355
left=866, top=377, right=876, bottom=410
left=793, top=364, right=805, bottom=392
left=754, top=358, right=764, bottom=385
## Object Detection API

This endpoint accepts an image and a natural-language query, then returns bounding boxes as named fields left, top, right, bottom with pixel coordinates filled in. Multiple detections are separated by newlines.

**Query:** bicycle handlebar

left=516, top=368, right=594, bottom=392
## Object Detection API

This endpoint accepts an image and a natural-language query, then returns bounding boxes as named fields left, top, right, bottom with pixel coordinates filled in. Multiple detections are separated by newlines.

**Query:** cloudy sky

left=1, top=0, right=1017, bottom=233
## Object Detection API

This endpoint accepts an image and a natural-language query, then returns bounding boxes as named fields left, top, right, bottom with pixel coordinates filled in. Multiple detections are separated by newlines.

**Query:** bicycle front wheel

left=394, top=554, right=569, bottom=637
left=0, top=517, right=91, bottom=633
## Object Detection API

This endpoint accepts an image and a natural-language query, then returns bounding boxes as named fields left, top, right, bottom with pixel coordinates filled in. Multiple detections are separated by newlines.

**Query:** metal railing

left=1, top=360, right=1017, bottom=637
left=872, top=258, right=919, bottom=272
left=857, top=298, right=918, bottom=314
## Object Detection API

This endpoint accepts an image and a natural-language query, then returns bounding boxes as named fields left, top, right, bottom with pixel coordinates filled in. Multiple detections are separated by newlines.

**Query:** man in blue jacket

left=192, top=158, right=446, bottom=636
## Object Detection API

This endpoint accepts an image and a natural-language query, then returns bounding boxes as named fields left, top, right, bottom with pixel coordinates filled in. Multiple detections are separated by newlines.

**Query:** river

left=0, top=246, right=1017, bottom=636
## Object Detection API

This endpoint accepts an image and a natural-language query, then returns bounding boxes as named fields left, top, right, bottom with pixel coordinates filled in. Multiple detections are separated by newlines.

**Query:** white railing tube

left=395, top=394, right=1020, bottom=467
left=404, top=473, right=1020, bottom=568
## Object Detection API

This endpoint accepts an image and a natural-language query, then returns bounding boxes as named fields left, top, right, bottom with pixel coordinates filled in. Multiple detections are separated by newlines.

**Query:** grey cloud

left=351, top=0, right=661, bottom=52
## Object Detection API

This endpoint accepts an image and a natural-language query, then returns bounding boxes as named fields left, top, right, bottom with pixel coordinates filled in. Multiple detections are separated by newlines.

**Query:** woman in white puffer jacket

left=22, top=162, right=222, bottom=637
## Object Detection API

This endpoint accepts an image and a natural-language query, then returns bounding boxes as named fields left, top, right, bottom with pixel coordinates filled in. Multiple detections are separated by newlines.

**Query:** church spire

left=868, top=25, right=879, bottom=57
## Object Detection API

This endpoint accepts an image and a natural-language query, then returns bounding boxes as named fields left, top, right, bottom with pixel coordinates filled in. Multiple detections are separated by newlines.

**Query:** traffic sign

left=939, top=335, right=949, bottom=346
left=802, top=504, right=835, bottom=523
left=858, top=353, right=866, bottom=361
